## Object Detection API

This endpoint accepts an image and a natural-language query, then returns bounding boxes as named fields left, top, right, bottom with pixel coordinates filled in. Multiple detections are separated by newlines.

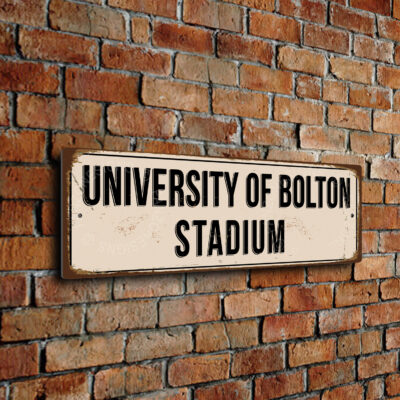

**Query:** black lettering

left=268, top=220, right=285, bottom=253
left=340, top=177, right=351, bottom=208
left=153, top=168, right=167, bottom=206
left=261, top=174, right=272, bottom=207
left=306, top=176, right=316, bottom=208
left=186, top=170, right=201, bottom=207
left=208, top=220, right=223, bottom=256
left=246, top=173, right=259, bottom=207
left=124, top=167, right=131, bottom=206
left=209, top=171, right=223, bottom=207
left=226, top=220, right=240, bottom=255
left=315, top=176, right=326, bottom=208
left=193, top=220, right=207, bottom=256
left=293, top=175, right=304, bottom=208
left=252, top=220, right=265, bottom=254
left=104, top=166, right=121, bottom=206
left=133, top=168, right=150, bottom=206
left=224, top=172, right=239, bottom=207
left=279, top=175, right=291, bottom=207
left=83, top=165, right=100, bottom=206
left=327, top=177, right=338, bottom=208
left=169, top=169, right=184, bottom=207
left=175, top=220, right=190, bottom=257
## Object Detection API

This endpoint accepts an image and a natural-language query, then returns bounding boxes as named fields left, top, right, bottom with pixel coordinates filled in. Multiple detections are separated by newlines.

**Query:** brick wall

left=1, top=0, right=400, bottom=398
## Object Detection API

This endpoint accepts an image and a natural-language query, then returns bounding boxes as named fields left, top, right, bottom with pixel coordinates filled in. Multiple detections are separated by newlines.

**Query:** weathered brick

left=250, top=11, right=300, bottom=43
left=351, top=133, right=390, bottom=156
left=307, top=265, right=352, bottom=282
left=361, top=181, right=384, bottom=203
left=153, top=21, right=212, bottom=55
left=0, top=22, right=15, bottom=55
left=102, top=135, right=131, bottom=151
left=221, top=0, right=274, bottom=10
left=330, top=3, right=374, bottom=35
left=320, top=153, right=366, bottom=176
left=66, top=68, right=138, bottom=104
left=304, top=24, right=349, bottom=55
left=322, top=80, right=347, bottom=103
left=40, top=202, right=57, bottom=235
left=186, top=270, right=246, bottom=293
left=366, top=378, right=384, bottom=400
left=174, top=54, right=208, bottom=82
left=208, top=58, right=237, bottom=86
left=254, top=371, right=304, bottom=400
left=0, top=92, right=9, bottom=126
left=108, top=0, right=177, bottom=18
left=274, top=97, right=323, bottom=125
left=35, top=275, right=110, bottom=306
left=354, top=36, right=393, bottom=63
left=251, top=267, right=304, bottom=288
left=374, top=111, right=400, bottom=135
left=87, top=300, right=157, bottom=332
left=218, top=32, right=273, bottom=65
left=365, top=301, right=400, bottom=326
left=300, top=126, right=346, bottom=151
left=94, top=367, right=125, bottom=399
left=381, top=278, right=400, bottom=300
left=284, top=285, right=333, bottom=312
left=362, top=231, right=378, bottom=253
left=224, top=290, right=280, bottom=319
left=102, top=43, right=171, bottom=75
left=279, top=0, right=326, bottom=23
left=378, top=66, right=400, bottom=89
left=0, top=237, right=56, bottom=271
left=195, top=323, right=229, bottom=353
left=1, top=306, right=83, bottom=341
left=46, top=334, right=124, bottom=372
left=10, top=373, right=89, bottom=400
left=296, top=75, right=321, bottom=99
left=143, top=77, right=208, bottom=112
left=20, top=28, right=97, bottom=66
left=108, top=105, right=176, bottom=138
left=322, top=383, right=363, bottom=400
left=126, top=327, right=193, bottom=362
left=378, top=16, right=400, bottom=41
left=131, top=16, right=150, bottom=43
left=350, top=85, right=390, bottom=110
left=183, top=0, right=243, bottom=32
left=380, top=232, right=400, bottom=253
left=328, top=104, right=370, bottom=131
left=338, top=333, right=360, bottom=357
left=319, top=307, right=362, bottom=334
left=278, top=46, right=325, bottom=76
left=225, top=319, right=259, bottom=348
left=159, top=295, right=220, bottom=327
left=0, top=343, right=38, bottom=380
left=240, top=64, right=293, bottom=95
left=231, top=345, right=284, bottom=376
left=355, top=255, right=394, bottom=280
left=213, top=87, right=269, bottom=118
left=196, top=380, right=251, bottom=400
left=331, top=57, right=373, bottom=84
left=126, top=363, right=163, bottom=395
left=134, top=389, right=188, bottom=400
left=267, top=148, right=318, bottom=163
left=289, top=338, right=336, bottom=367
left=180, top=114, right=238, bottom=143
left=207, top=146, right=262, bottom=159
left=386, top=374, right=400, bottom=397
left=0, top=200, right=34, bottom=235
left=362, top=330, right=381, bottom=354
left=66, top=99, right=102, bottom=133
left=0, top=0, right=46, bottom=26
left=358, top=352, right=397, bottom=379
left=52, top=133, right=102, bottom=159
left=336, top=281, right=378, bottom=307
left=49, top=0, right=125, bottom=40
left=350, top=0, right=390, bottom=15
left=263, top=312, right=315, bottom=343
left=136, top=140, right=202, bottom=156
left=169, top=354, right=230, bottom=386
left=0, top=274, right=29, bottom=308
left=308, top=360, right=354, bottom=390
left=386, top=183, right=400, bottom=204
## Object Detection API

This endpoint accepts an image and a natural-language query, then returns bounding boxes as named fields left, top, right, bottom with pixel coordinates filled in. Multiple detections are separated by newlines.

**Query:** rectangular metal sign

left=62, top=149, right=361, bottom=278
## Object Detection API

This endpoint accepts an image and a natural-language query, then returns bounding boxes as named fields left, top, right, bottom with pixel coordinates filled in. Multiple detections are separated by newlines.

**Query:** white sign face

left=62, top=149, right=361, bottom=278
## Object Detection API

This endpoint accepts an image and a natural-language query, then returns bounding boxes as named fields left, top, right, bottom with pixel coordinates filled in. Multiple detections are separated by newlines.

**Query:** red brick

left=359, top=352, right=397, bottom=379
left=289, top=338, right=336, bottom=367
left=284, top=285, right=333, bottom=312
left=380, top=232, right=400, bottom=253
left=366, top=378, right=383, bottom=400
left=263, top=312, right=315, bottom=343
left=279, top=0, right=326, bottom=23
left=196, top=380, right=251, bottom=400
left=10, top=373, right=89, bottom=400
left=133, top=389, right=188, bottom=400
left=336, top=281, right=378, bottom=307
left=378, top=65, right=400, bottom=89
left=304, top=24, right=349, bottom=55
left=250, top=11, right=300, bottom=43
left=0, top=22, right=14, bottom=55
left=136, top=140, right=202, bottom=156
left=180, top=114, right=238, bottom=143
left=378, top=16, right=400, bottom=41
left=66, top=68, right=138, bottom=104
left=362, top=330, right=382, bottom=354
left=319, top=307, right=362, bottom=334
left=226, top=320, right=259, bottom=349
left=374, top=111, right=400, bottom=134
left=381, top=278, right=400, bottom=300
left=339, top=333, right=360, bottom=357
left=0, top=200, right=34, bottom=235
left=153, top=21, right=212, bottom=55
left=322, top=383, right=363, bottom=400
left=351, top=134, right=390, bottom=158
left=102, top=135, right=131, bottom=151
left=365, top=301, right=400, bottom=326
left=350, top=0, right=390, bottom=15
left=388, top=327, right=400, bottom=351
left=0, top=0, right=46, bottom=26
left=393, top=91, right=400, bottom=110
left=321, top=153, right=366, bottom=175
left=174, top=54, right=208, bottom=82
left=386, top=183, right=400, bottom=204
left=0, top=274, right=29, bottom=308
left=1, top=306, right=83, bottom=341
left=307, top=265, right=352, bottom=282
left=240, top=64, right=293, bottom=94
left=350, top=84, right=390, bottom=110
left=126, top=327, right=192, bottom=362
left=17, top=94, right=65, bottom=129
left=94, top=367, right=124, bottom=399
left=183, top=0, right=243, bottom=32
left=251, top=267, right=304, bottom=288
left=108, top=0, right=177, bottom=18
left=395, top=0, right=400, bottom=19
left=231, top=345, right=284, bottom=376
left=126, top=363, right=163, bottom=395
left=254, top=371, right=304, bottom=400
left=87, top=300, right=157, bottom=332
left=363, top=205, right=400, bottom=229
left=0, top=60, right=59, bottom=94
left=20, top=28, right=97, bottom=66
left=41, top=199, right=58, bottom=235
left=168, top=354, right=230, bottom=386
left=243, top=119, right=296, bottom=148
left=395, top=137, right=400, bottom=157
left=207, top=146, right=262, bottom=159
left=218, top=32, right=273, bottom=65
left=195, top=323, right=229, bottom=353
left=46, top=334, right=124, bottom=372
left=331, top=57, right=373, bottom=84
left=51, top=133, right=102, bottom=160
left=300, top=126, right=346, bottom=151
left=108, top=105, right=176, bottom=138
left=328, top=104, right=371, bottom=131
left=278, top=46, right=325, bottom=76
left=296, top=75, right=321, bottom=99
left=35, top=275, right=110, bottom=306
left=208, top=58, right=238, bottom=85
left=159, top=295, right=220, bottom=327
left=224, top=290, right=280, bottom=319
left=102, top=43, right=171, bottom=75
left=1, top=130, right=43, bottom=163
left=362, top=181, right=384, bottom=203
left=0, top=237, right=56, bottom=271
left=386, top=374, right=400, bottom=396
left=267, top=148, right=318, bottom=163
left=0, top=92, right=9, bottom=126
left=49, top=0, right=125, bottom=41
left=274, top=97, right=323, bottom=125
left=0, top=344, right=38, bottom=382
left=330, top=3, right=374, bottom=35
left=213, top=87, right=269, bottom=118
left=221, top=0, right=274, bottom=10
left=355, top=255, right=394, bottom=280
left=362, top=231, right=378, bottom=253
left=131, top=16, right=150, bottom=43
left=186, top=270, right=246, bottom=293
left=143, top=77, right=208, bottom=112
left=322, top=80, right=347, bottom=103
left=66, top=99, right=102, bottom=133
left=355, top=36, right=393, bottom=63
left=308, top=360, right=354, bottom=390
